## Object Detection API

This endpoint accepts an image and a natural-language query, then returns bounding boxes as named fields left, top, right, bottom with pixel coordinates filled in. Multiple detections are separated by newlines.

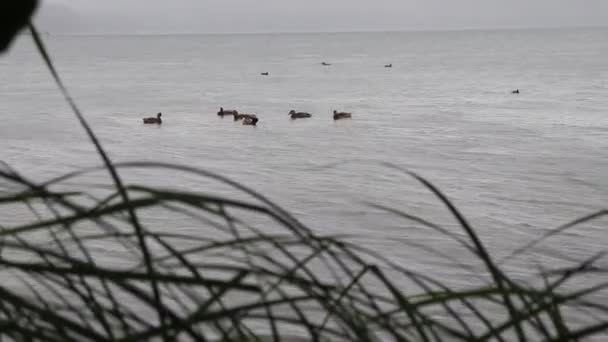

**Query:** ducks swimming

left=333, top=110, right=352, bottom=120
left=217, top=107, right=260, bottom=125
left=289, top=110, right=312, bottom=119
left=143, top=112, right=162, bottom=124
left=218, top=107, right=238, bottom=117
left=321, top=62, right=331, bottom=66
left=141, top=108, right=357, bottom=127
left=261, top=72, right=269, bottom=76
left=385, top=64, right=392, bottom=68
left=512, top=89, right=520, bottom=94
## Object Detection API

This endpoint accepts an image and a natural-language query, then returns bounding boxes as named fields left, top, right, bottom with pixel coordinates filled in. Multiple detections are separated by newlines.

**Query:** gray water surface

left=1, top=28, right=607, bottom=286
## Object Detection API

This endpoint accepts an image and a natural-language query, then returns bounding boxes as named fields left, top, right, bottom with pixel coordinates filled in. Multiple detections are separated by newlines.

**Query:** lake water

left=1, top=28, right=607, bottom=322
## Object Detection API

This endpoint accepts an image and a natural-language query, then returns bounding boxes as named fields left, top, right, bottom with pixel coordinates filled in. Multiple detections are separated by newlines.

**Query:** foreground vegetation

left=2, top=156, right=606, bottom=341
left=0, top=19, right=607, bottom=342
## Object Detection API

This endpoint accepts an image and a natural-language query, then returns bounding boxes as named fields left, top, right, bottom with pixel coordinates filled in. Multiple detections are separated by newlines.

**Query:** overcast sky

left=37, top=0, right=608, bottom=34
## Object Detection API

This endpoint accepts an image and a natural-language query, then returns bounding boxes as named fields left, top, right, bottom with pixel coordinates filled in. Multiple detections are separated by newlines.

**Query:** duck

left=333, top=110, right=352, bottom=120
left=242, top=116, right=259, bottom=126
left=385, top=64, right=392, bottom=68
left=512, top=89, right=520, bottom=94
left=321, top=62, right=331, bottom=66
left=234, top=113, right=257, bottom=121
left=143, top=112, right=162, bottom=124
left=218, top=107, right=238, bottom=117
left=261, top=72, right=269, bottom=76
left=288, top=110, right=312, bottom=119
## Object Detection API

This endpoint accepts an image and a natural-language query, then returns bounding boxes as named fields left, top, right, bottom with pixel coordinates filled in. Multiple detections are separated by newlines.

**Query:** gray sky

left=37, top=0, right=608, bottom=34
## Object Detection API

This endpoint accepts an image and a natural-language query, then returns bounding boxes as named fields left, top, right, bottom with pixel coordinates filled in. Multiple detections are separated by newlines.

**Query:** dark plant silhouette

left=0, top=0, right=38, bottom=53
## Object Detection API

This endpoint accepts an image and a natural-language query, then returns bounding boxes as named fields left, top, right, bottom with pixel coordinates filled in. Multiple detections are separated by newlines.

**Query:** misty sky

left=38, top=0, right=608, bottom=34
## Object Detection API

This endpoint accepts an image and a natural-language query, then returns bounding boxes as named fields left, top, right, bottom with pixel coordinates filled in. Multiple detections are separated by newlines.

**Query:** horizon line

left=33, top=24, right=608, bottom=37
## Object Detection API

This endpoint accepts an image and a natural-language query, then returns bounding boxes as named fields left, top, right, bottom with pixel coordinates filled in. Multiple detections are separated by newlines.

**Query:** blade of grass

left=28, top=23, right=167, bottom=339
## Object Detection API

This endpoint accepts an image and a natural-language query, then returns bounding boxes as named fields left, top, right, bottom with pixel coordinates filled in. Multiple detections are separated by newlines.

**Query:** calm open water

left=1, top=28, right=607, bottom=296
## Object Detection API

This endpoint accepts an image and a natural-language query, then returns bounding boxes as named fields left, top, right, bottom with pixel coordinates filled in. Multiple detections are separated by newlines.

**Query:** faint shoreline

left=36, top=24, right=608, bottom=38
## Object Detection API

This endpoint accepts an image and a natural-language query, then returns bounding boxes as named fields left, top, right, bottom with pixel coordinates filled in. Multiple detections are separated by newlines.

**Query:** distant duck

left=512, top=89, right=520, bottom=94
left=242, top=116, right=259, bottom=126
left=321, top=62, right=331, bottom=66
left=333, top=110, right=352, bottom=120
left=218, top=107, right=238, bottom=117
left=143, top=112, right=162, bottom=124
left=385, top=64, right=392, bottom=68
left=288, top=110, right=312, bottom=119
left=261, top=72, right=269, bottom=76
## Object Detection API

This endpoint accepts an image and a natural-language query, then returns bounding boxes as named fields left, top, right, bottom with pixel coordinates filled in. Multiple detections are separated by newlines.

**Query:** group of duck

left=142, top=107, right=352, bottom=126
left=141, top=83, right=520, bottom=125
left=215, top=107, right=352, bottom=126
left=216, top=108, right=260, bottom=125
left=142, top=63, right=395, bottom=124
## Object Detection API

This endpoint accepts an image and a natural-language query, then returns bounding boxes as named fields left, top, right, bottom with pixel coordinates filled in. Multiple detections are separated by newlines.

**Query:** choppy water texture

left=1, top=28, right=607, bottom=286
